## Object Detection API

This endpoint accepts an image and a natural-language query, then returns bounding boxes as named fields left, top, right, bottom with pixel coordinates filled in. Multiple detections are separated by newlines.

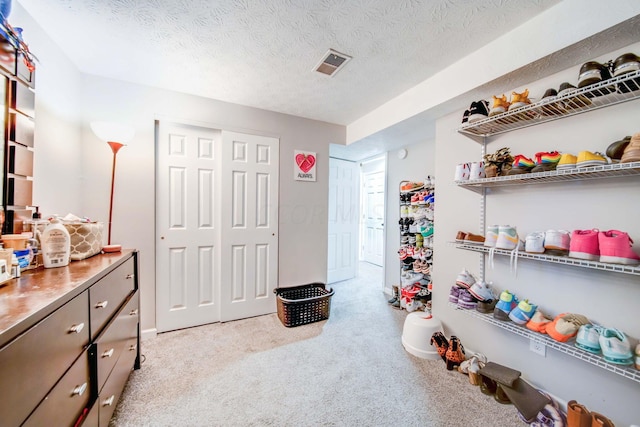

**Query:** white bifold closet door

left=219, top=131, right=279, bottom=322
left=156, top=122, right=279, bottom=333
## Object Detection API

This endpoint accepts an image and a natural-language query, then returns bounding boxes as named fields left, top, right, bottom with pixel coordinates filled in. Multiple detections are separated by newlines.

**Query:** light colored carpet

left=110, top=263, right=524, bottom=426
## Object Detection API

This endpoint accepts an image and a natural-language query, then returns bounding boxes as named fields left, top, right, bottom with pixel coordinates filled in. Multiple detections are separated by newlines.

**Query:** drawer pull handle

left=68, top=323, right=85, bottom=334
left=102, top=348, right=114, bottom=358
left=72, top=383, right=87, bottom=397
left=126, top=273, right=135, bottom=280
left=129, top=309, right=138, bottom=316
left=102, top=395, right=115, bottom=407
left=95, top=300, right=109, bottom=309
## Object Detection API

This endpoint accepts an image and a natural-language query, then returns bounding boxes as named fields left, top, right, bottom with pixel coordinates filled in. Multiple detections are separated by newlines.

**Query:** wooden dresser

left=0, top=250, right=140, bottom=427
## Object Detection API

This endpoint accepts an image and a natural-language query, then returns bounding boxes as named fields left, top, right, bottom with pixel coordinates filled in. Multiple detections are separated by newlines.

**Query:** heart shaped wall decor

left=296, top=153, right=316, bottom=173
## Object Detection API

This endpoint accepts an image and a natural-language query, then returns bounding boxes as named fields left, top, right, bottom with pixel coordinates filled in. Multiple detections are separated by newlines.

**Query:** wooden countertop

left=0, top=249, right=136, bottom=347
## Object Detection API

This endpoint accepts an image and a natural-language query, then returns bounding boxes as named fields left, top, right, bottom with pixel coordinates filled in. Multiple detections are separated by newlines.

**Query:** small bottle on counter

left=11, top=253, right=19, bottom=278
left=41, top=218, right=71, bottom=268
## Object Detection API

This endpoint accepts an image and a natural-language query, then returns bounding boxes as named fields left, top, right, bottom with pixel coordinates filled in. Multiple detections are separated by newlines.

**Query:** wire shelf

left=458, top=70, right=640, bottom=141
left=455, top=161, right=640, bottom=193
left=448, top=303, right=640, bottom=383
left=451, top=242, right=640, bottom=276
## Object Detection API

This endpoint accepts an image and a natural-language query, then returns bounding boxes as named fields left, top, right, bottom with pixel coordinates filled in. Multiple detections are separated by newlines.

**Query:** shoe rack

left=452, top=69, right=640, bottom=384
left=456, top=161, right=640, bottom=194
left=458, top=69, right=640, bottom=141
left=447, top=301, right=640, bottom=383
left=398, top=180, right=434, bottom=310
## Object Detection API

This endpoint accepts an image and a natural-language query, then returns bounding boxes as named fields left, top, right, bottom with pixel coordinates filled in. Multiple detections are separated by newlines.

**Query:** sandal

left=467, top=353, right=487, bottom=386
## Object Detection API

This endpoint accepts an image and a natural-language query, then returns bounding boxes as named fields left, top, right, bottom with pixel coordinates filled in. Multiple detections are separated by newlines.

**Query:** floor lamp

left=90, top=121, right=135, bottom=253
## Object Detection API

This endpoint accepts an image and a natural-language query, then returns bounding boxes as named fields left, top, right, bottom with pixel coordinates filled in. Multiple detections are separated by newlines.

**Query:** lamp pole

left=106, top=141, right=124, bottom=246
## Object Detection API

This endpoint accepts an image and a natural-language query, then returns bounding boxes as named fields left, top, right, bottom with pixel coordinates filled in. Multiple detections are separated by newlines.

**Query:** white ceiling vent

left=314, top=49, right=352, bottom=77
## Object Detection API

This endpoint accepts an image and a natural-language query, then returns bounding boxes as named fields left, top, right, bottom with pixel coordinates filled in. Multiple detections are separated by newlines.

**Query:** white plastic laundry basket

left=401, top=312, right=444, bottom=360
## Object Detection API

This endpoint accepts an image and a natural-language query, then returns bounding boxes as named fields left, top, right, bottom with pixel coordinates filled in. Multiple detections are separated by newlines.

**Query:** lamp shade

left=90, top=121, right=135, bottom=143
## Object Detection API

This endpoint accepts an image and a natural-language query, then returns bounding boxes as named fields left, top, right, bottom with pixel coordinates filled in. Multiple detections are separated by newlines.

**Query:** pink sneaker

left=569, top=229, right=600, bottom=261
left=598, top=230, right=640, bottom=265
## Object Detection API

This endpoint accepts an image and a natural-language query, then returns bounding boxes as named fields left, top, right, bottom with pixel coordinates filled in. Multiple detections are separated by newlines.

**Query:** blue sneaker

left=575, top=324, right=603, bottom=354
left=494, top=290, right=518, bottom=321
left=599, top=328, right=634, bottom=365
left=508, top=299, right=537, bottom=325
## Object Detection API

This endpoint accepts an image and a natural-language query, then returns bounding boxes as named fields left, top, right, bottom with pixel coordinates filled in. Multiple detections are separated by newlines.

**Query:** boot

left=387, top=285, right=399, bottom=304
left=567, top=400, right=591, bottom=427
left=445, top=335, right=466, bottom=370
left=591, top=413, right=614, bottom=427
left=430, top=332, right=449, bottom=362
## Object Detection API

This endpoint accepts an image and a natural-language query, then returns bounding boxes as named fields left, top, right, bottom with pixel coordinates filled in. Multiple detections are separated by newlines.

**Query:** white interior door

left=361, top=158, right=386, bottom=266
left=327, top=158, right=359, bottom=284
left=220, top=131, right=279, bottom=322
left=156, top=122, right=221, bottom=333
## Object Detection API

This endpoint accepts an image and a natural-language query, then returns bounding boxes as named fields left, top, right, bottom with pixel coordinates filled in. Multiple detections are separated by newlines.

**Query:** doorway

left=360, top=156, right=386, bottom=267
left=327, top=154, right=386, bottom=285
left=327, top=158, right=359, bottom=284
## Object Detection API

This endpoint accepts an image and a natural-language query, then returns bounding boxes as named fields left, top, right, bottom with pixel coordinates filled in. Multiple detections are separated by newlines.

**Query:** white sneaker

left=455, top=268, right=476, bottom=289
left=468, top=280, right=494, bottom=301
left=484, top=225, right=499, bottom=247
left=544, top=230, right=570, bottom=252
left=599, top=328, right=634, bottom=365
left=525, top=232, right=546, bottom=254
left=469, top=161, right=485, bottom=179
left=496, top=225, right=519, bottom=250
left=454, top=163, right=470, bottom=181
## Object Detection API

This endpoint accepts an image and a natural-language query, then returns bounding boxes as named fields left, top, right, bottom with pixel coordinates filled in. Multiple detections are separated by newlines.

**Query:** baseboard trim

left=141, top=328, right=158, bottom=341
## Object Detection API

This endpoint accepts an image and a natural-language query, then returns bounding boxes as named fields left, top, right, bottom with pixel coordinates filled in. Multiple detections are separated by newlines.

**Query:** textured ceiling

left=16, top=0, right=561, bottom=127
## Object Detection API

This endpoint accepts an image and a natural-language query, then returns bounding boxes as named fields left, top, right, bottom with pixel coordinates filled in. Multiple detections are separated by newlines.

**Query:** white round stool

left=401, top=312, right=444, bottom=360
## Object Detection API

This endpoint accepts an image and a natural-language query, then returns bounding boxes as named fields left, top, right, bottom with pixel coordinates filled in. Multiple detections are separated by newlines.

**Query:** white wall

left=13, top=1, right=345, bottom=334
left=384, top=141, right=435, bottom=293
left=433, top=43, right=640, bottom=426
left=12, top=2, right=83, bottom=216
left=78, top=75, right=345, bottom=333
left=347, top=0, right=640, bottom=144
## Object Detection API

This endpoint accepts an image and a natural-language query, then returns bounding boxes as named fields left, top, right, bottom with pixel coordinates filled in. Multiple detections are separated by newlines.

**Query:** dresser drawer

left=98, top=336, right=138, bottom=427
left=7, top=175, right=32, bottom=206
left=95, top=291, right=139, bottom=393
left=8, top=142, right=34, bottom=176
left=0, top=291, right=89, bottom=427
left=11, top=79, right=35, bottom=118
left=22, top=350, right=91, bottom=427
left=9, top=112, right=34, bottom=147
left=0, top=40, right=16, bottom=76
left=89, top=257, right=135, bottom=340
left=82, top=399, right=99, bottom=427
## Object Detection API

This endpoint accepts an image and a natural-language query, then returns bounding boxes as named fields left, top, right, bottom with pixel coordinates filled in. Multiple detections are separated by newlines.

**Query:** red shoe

left=569, top=229, right=600, bottom=261
left=598, top=230, right=640, bottom=265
